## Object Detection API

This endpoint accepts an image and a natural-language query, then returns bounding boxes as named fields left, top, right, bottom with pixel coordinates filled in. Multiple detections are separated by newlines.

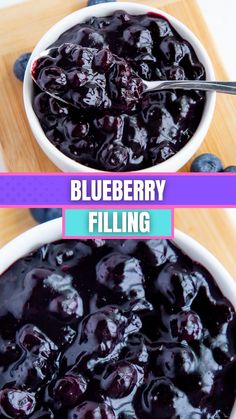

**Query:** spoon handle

left=145, top=80, right=236, bottom=94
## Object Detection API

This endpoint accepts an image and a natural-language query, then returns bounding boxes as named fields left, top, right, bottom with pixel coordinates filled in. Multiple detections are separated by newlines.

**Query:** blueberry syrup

left=32, top=11, right=206, bottom=171
left=0, top=239, right=235, bottom=418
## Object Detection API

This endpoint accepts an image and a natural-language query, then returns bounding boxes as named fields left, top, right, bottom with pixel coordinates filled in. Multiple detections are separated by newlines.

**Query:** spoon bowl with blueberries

left=23, top=2, right=216, bottom=172
left=31, top=45, right=236, bottom=111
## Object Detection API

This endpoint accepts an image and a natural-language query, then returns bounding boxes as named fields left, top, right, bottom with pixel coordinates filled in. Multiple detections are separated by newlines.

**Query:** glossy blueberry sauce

left=32, top=11, right=206, bottom=171
left=0, top=239, right=235, bottom=418
left=32, top=46, right=144, bottom=113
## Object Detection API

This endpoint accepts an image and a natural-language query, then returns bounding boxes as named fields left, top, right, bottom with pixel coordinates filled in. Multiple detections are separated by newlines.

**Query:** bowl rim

left=0, top=219, right=235, bottom=417
left=23, top=1, right=216, bottom=173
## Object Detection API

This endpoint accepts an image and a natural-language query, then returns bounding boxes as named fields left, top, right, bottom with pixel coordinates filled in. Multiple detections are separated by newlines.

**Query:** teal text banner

left=63, top=209, right=173, bottom=239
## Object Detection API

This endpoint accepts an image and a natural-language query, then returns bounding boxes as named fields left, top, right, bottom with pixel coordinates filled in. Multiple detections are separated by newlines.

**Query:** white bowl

left=23, top=2, right=216, bottom=173
left=0, top=220, right=235, bottom=416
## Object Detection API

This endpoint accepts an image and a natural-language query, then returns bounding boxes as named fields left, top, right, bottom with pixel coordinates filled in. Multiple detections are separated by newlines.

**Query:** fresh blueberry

left=13, top=52, right=31, bottom=81
left=87, top=0, right=116, bottom=5
left=30, top=208, right=62, bottom=223
left=224, top=166, right=236, bottom=172
left=190, top=153, right=223, bottom=172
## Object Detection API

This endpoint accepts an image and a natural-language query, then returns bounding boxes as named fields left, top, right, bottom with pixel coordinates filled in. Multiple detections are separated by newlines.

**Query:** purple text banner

left=0, top=174, right=235, bottom=207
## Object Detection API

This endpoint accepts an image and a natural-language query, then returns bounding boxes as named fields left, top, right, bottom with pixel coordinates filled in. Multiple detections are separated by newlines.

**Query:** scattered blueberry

left=224, top=166, right=236, bottom=172
left=190, top=153, right=223, bottom=172
left=13, top=52, right=31, bottom=81
left=87, top=0, right=116, bottom=5
left=30, top=208, right=62, bottom=223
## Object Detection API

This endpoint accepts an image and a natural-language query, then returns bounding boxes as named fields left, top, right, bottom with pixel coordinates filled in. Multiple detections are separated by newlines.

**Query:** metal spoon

left=143, top=79, right=236, bottom=94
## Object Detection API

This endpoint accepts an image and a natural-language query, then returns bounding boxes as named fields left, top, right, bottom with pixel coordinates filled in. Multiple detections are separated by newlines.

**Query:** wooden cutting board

left=1, top=0, right=236, bottom=172
left=0, top=208, right=235, bottom=279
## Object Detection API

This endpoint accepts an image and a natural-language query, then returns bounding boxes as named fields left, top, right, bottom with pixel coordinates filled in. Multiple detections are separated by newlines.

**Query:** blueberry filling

left=32, top=11, right=206, bottom=171
left=0, top=239, right=235, bottom=418
left=32, top=45, right=144, bottom=113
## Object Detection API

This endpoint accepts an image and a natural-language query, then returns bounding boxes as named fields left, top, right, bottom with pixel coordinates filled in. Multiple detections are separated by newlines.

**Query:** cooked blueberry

left=70, top=306, right=140, bottom=362
left=96, top=252, right=144, bottom=300
left=53, top=374, right=87, bottom=407
left=49, top=291, right=83, bottom=320
left=166, top=66, right=186, bottom=80
left=142, top=377, right=193, bottom=417
left=18, top=324, right=57, bottom=353
left=0, top=389, right=36, bottom=418
left=57, top=43, right=83, bottom=62
left=46, top=240, right=92, bottom=269
left=136, top=239, right=177, bottom=267
left=101, top=361, right=138, bottom=398
left=93, top=48, right=114, bottom=71
left=30, top=208, right=62, bottom=223
left=151, top=142, right=176, bottom=164
left=88, top=0, right=116, bottom=5
left=98, top=142, right=130, bottom=171
left=154, top=262, right=198, bottom=308
left=68, top=401, right=115, bottom=419
left=123, top=333, right=148, bottom=365
left=170, top=311, right=203, bottom=342
left=3, top=325, right=59, bottom=390
left=224, top=166, right=236, bottom=172
left=32, top=12, right=206, bottom=171
left=80, top=308, right=124, bottom=355
left=154, top=343, right=198, bottom=379
left=30, top=407, right=54, bottom=418
left=37, top=66, right=68, bottom=93
left=108, top=59, right=144, bottom=111
left=123, top=120, right=148, bottom=159
left=64, top=120, right=89, bottom=141
left=13, top=52, right=31, bottom=81
left=123, top=26, right=153, bottom=51
left=190, top=153, right=223, bottom=172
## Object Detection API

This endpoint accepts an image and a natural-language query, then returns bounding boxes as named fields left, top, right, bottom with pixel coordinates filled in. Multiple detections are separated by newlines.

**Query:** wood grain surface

left=0, top=208, right=235, bottom=279
left=1, top=0, right=236, bottom=172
